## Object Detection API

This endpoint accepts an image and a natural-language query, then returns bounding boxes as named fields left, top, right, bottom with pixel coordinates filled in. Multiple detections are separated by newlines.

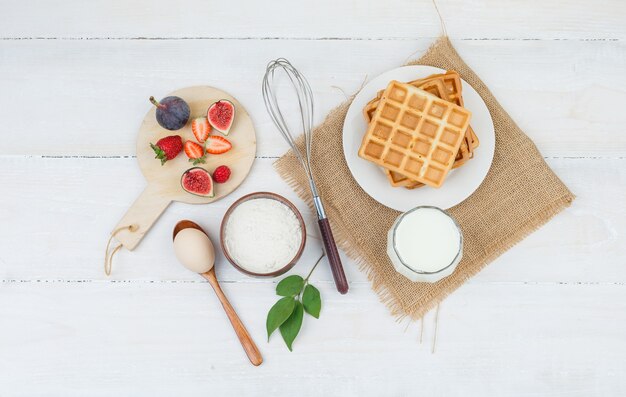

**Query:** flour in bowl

left=224, top=198, right=302, bottom=274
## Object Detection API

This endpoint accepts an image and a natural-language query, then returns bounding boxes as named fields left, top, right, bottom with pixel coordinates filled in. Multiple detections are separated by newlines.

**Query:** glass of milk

left=387, top=206, right=463, bottom=283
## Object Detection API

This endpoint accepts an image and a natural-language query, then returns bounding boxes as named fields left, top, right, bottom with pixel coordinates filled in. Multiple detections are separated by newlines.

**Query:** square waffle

left=437, top=71, right=480, bottom=153
left=367, top=75, right=471, bottom=188
left=364, top=72, right=478, bottom=153
left=382, top=78, right=454, bottom=188
left=363, top=71, right=478, bottom=188
left=358, top=81, right=471, bottom=188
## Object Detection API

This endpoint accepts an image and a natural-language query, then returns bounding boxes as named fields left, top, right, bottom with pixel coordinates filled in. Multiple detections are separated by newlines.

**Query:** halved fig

left=181, top=167, right=215, bottom=197
left=207, top=99, right=235, bottom=135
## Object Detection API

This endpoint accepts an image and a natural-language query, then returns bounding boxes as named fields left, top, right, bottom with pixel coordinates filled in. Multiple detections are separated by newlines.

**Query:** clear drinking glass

left=387, top=206, right=463, bottom=283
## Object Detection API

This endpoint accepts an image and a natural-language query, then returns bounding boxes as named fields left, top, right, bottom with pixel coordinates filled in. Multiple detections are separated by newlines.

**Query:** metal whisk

left=262, top=58, right=349, bottom=294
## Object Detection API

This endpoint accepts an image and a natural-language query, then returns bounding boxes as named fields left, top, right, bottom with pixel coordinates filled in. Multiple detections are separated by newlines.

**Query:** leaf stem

left=304, top=252, right=325, bottom=283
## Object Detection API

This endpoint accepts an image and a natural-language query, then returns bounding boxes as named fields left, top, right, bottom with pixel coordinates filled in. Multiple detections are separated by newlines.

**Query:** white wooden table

left=1, top=1, right=625, bottom=395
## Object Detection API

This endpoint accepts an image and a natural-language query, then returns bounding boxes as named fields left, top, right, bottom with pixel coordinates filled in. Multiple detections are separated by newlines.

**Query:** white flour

left=224, top=198, right=302, bottom=273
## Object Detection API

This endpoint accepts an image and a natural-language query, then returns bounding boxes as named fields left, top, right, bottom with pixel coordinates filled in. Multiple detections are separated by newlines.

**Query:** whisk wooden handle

left=318, top=218, right=349, bottom=294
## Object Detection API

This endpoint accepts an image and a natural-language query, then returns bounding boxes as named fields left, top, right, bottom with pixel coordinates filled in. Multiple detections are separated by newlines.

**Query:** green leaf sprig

left=266, top=254, right=323, bottom=351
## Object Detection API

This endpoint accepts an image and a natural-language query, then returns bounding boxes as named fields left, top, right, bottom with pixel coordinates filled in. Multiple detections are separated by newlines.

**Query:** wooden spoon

left=173, top=220, right=263, bottom=366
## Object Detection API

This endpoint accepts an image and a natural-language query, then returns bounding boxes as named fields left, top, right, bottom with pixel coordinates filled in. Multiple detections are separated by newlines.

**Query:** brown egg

left=173, top=228, right=215, bottom=273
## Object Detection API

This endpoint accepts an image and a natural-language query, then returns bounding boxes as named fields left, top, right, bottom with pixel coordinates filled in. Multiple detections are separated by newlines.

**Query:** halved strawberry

left=205, top=136, right=232, bottom=155
left=191, top=117, right=211, bottom=143
left=184, top=141, right=206, bottom=165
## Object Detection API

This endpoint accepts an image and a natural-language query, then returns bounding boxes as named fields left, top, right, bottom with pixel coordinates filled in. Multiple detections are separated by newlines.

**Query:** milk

left=387, top=206, right=463, bottom=283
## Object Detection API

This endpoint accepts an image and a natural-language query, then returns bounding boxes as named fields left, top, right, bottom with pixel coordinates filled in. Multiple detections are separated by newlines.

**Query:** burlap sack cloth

left=275, top=37, right=575, bottom=320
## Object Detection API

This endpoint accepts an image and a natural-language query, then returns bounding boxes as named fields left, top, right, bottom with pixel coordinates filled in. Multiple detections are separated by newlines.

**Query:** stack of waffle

left=359, top=71, right=479, bottom=189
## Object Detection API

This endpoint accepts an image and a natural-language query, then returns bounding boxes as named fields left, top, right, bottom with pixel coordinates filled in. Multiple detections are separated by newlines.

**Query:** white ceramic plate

left=343, top=66, right=495, bottom=211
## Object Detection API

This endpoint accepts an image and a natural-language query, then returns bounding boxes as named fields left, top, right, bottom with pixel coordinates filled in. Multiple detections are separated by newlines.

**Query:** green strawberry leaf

left=276, top=275, right=304, bottom=297
left=266, top=296, right=296, bottom=340
left=150, top=143, right=167, bottom=165
left=279, top=301, right=304, bottom=351
left=302, top=284, right=321, bottom=319
left=189, top=156, right=206, bottom=165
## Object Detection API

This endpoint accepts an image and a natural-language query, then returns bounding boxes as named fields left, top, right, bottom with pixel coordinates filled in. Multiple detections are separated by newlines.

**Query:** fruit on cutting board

left=184, top=141, right=207, bottom=165
left=191, top=117, right=211, bottom=143
left=181, top=167, right=215, bottom=197
left=207, top=99, right=235, bottom=135
left=213, top=165, right=231, bottom=183
left=150, top=96, right=190, bottom=131
left=205, top=135, right=232, bottom=154
left=150, top=135, right=183, bottom=165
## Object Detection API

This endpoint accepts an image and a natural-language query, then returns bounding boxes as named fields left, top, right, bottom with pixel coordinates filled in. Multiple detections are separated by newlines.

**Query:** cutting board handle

left=113, top=184, right=172, bottom=251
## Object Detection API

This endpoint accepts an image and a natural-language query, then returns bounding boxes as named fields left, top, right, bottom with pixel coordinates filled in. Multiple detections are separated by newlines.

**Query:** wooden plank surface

left=0, top=157, right=623, bottom=283
left=0, top=39, right=624, bottom=157
left=0, top=0, right=625, bottom=395
left=0, top=282, right=624, bottom=396
left=1, top=0, right=625, bottom=39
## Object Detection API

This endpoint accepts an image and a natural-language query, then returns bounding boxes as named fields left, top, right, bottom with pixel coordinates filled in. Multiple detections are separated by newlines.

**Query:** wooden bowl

left=220, top=192, right=307, bottom=277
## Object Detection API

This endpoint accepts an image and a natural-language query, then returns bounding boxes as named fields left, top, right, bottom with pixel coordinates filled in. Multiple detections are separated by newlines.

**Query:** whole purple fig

left=149, top=96, right=190, bottom=131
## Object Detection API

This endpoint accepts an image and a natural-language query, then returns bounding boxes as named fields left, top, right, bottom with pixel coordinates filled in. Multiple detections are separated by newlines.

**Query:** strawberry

left=184, top=141, right=206, bottom=165
left=205, top=136, right=232, bottom=155
left=150, top=135, right=183, bottom=165
left=191, top=117, right=211, bottom=143
left=212, top=165, right=231, bottom=183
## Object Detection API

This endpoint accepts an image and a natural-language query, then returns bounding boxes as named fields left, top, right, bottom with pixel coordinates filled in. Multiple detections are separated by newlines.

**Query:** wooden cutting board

left=113, top=86, right=256, bottom=250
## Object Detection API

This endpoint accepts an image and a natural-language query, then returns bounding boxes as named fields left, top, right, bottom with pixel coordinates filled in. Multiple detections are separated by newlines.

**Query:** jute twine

left=274, top=36, right=574, bottom=321
left=104, top=224, right=137, bottom=276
